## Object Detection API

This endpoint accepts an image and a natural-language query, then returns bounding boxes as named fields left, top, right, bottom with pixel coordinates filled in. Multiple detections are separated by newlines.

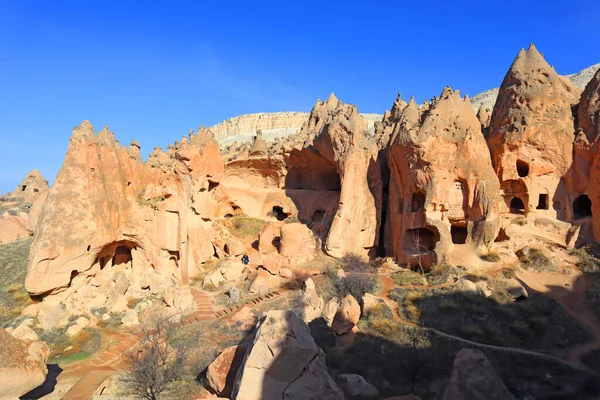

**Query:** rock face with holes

left=0, top=330, right=50, bottom=399
left=581, top=70, right=600, bottom=242
left=387, top=87, right=501, bottom=267
left=232, top=310, right=344, bottom=400
left=283, top=94, right=382, bottom=258
left=487, top=44, right=581, bottom=223
left=26, top=122, right=225, bottom=297
left=11, top=169, right=49, bottom=203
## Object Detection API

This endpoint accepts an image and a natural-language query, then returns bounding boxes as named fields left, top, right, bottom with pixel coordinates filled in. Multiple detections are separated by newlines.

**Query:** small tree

left=119, top=315, right=188, bottom=400
left=409, top=231, right=427, bottom=275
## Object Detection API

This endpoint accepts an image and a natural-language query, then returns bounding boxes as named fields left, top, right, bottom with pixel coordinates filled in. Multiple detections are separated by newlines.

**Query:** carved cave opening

left=510, top=197, right=525, bottom=214
left=95, top=240, right=137, bottom=270
left=536, top=194, right=549, bottom=210
left=271, top=206, right=289, bottom=221
left=450, top=225, right=468, bottom=245
left=516, top=160, right=529, bottom=178
left=573, top=195, right=592, bottom=220
left=403, top=227, right=439, bottom=252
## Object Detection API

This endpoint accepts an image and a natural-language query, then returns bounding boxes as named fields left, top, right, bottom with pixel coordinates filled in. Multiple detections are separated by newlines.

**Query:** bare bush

left=119, top=316, right=189, bottom=400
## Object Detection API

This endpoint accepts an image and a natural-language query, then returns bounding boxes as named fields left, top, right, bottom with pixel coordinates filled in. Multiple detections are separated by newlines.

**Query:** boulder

left=206, top=345, right=247, bottom=397
left=258, top=223, right=280, bottom=253
left=204, top=259, right=248, bottom=288
left=300, top=278, right=324, bottom=323
left=225, top=237, right=246, bottom=257
left=37, top=302, right=70, bottom=331
left=0, top=330, right=50, bottom=399
left=122, top=309, right=139, bottom=327
left=110, top=295, right=128, bottom=314
left=163, top=286, right=196, bottom=312
left=443, top=348, right=515, bottom=400
left=279, top=267, right=294, bottom=280
left=232, top=310, right=344, bottom=400
left=338, top=374, right=379, bottom=399
left=332, top=295, right=360, bottom=335
left=66, top=317, right=90, bottom=337
left=248, top=269, right=281, bottom=295
left=279, top=223, right=318, bottom=265
left=10, top=322, right=39, bottom=342
left=262, top=252, right=288, bottom=275
left=323, top=297, right=339, bottom=326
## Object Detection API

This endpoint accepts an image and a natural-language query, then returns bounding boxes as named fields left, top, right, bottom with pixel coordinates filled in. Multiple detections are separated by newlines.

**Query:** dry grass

left=230, top=215, right=267, bottom=239
left=38, top=327, right=102, bottom=363
left=570, top=244, right=600, bottom=274
left=0, top=238, right=33, bottom=327
left=519, top=247, right=558, bottom=272
left=479, top=251, right=501, bottom=262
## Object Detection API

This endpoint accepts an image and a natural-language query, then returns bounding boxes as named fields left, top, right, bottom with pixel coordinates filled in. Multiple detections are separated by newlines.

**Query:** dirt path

left=379, top=276, right=597, bottom=373
left=516, top=270, right=600, bottom=371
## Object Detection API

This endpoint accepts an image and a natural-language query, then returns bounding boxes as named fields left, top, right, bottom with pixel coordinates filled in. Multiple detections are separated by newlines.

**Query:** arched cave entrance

left=95, top=240, right=138, bottom=270
left=510, top=197, right=525, bottom=214
left=270, top=206, right=289, bottom=221
left=516, top=160, right=529, bottom=178
left=573, top=195, right=592, bottom=220
left=450, top=225, right=468, bottom=244
left=402, top=227, right=439, bottom=252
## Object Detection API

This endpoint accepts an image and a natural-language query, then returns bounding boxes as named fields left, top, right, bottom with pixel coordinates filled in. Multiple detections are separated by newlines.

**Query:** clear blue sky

left=1, top=0, right=599, bottom=193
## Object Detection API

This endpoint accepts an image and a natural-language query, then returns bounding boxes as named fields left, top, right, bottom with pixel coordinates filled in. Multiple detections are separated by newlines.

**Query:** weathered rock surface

left=0, top=330, right=50, bottom=399
left=206, top=344, right=247, bottom=398
left=299, top=278, right=324, bottom=323
left=11, top=169, right=49, bottom=203
left=488, top=44, right=580, bottom=221
left=388, top=88, right=500, bottom=267
left=338, top=374, right=379, bottom=399
left=278, top=223, right=318, bottom=264
left=443, top=348, right=515, bottom=400
left=332, top=295, right=360, bottom=335
left=232, top=310, right=344, bottom=400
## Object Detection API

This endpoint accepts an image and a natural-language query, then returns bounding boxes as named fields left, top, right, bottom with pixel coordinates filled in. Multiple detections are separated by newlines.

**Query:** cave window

left=403, top=227, right=438, bottom=251
left=411, top=192, right=425, bottom=212
left=451, top=226, right=468, bottom=244
left=312, top=210, right=325, bottom=223
left=208, top=181, right=219, bottom=191
left=21, top=185, right=26, bottom=191
left=271, top=206, right=289, bottom=221
left=516, top=160, right=529, bottom=178
left=536, top=194, right=549, bottom=210
left=33, top=188, right=39, bottom=192
left=510, top=197, right=525, bottom=214
left=112, top=246, right=133, bottom=266
left=224, top=213, right=233, bottom=219
left=573, top=195, right=592, bottom=220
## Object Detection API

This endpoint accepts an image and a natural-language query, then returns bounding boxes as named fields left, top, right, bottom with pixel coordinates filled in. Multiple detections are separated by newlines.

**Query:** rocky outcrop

left=578, top=69, right=600, bottom=142
left=443, top=348, right=515, bottom=400
left=285, top=94, right=382, bottom=258
left=487, top=44, right=580, bottom=221
left=232, top=310, right=344, bottom=400
left=0, top=330, right=49, bottom=399
left=26, top=122, right=225, bottom=296
left=338, top=374, right=379, bottom=399
left=387, top=87, right=501, bottom=267
left=10, top=169, right=49, bottom=203
left=332, top=295, right=360, bottom=335
left=206, top=344, right=247, bottom=398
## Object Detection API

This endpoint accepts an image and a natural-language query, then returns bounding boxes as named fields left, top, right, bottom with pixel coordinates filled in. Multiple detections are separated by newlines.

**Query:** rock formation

left=284, top=93, right=382, bottom=258
left=10, top=169, right=49, bottom=203
left=487, top=44, right=581, bottom=222
left=443, top=348, right=515, bottom=400
left=387, top=87, right=501, bottom=267
left=0, top=330, right=49, bottom=399
left=232, top=310, right=344, bottom=400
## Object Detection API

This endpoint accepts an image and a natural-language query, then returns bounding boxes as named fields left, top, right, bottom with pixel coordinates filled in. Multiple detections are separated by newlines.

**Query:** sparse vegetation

left=337, top=253, right=375, bottom=272
left=571, top=244, right=600, bottom=273
left=333, top=274, right=379, bottom=300
left=39, top=327, right=102, bottom=363
left=426, top=263, right=464, bottom=285
left=392, top=285, right=590, bottom=350
left=120, top=316, right=190, bottom=400
left=390, top=270, right=427, bottom=287
left=500, top=266, right=518, bottom=279
left=0, top=238, right=34, bottom=327
left=519, top=247, right=558, bottom=272
left=229, top=215, right=267, bottom=239
left=480, top=251, right=501, bottom=262
left=137, top=195, right=166, bottom=209
left=585, top=281, right=600, bottom=321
